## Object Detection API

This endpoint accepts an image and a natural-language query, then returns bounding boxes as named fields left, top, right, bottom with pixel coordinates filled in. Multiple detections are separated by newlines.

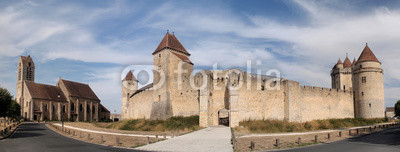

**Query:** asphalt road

left=0, top=123, right=143, bottom=152
left=273, top=126, right=400, bottom=152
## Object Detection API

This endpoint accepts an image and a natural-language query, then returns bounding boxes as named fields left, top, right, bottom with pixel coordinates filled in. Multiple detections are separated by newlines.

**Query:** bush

left=107, top=115, right=200, bottom=131
left=395, top=100, right=400, bottom=116
left=0, top=87, right=20, bottom=118
left=238, top=118, right=388, bottom=133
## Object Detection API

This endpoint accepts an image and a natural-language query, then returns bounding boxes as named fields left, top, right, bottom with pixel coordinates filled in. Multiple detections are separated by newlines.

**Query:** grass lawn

left=236, top=117, right=392, bottom=133
left=105, top=115, right=200, bottom=132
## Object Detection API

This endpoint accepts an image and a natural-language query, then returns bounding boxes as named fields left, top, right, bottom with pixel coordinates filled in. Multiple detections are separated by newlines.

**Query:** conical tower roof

left=123, top=71, right=137, bottom=81
left=343, top=57, right=352, bottom=68
left=153, top=32, right=190, bottom=56
left=357, top=44, right=380, bottom=63
left=337, top=58, right=343, bottom=64
left=352, top=58, right=357, bottom=66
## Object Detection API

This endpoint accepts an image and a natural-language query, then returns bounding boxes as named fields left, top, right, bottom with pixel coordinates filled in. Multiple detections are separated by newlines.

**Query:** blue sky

left=1, top=0, right=400, bottom=113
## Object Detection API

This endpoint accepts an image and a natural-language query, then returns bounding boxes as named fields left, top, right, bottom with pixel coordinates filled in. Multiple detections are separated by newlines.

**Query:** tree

left=0, top=87, right=20, bottom=118
left=395, top=100, right=400, bottom=117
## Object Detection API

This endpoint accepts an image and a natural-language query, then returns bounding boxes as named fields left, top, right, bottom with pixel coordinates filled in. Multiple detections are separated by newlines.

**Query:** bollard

left=87, top=134, right=91, bottom=141
left=156, top=135, right=159, bottom=142
left=116, top=137, right=120, bottom=145
left=233, top=137, right=237, bottom=150
left=68, top=130, right=71, bottom=134
left=339, top=131, right=342, bottom=137
left=177, top=130, right=180, bottom=136
left=171, top=132, right=175, bottom=138
left=80, top=132, right=82, bottom=138
left=349, top=130, right=352, bottom=136
left=100, top=135, right=104, bottom=143
left=356, top=129, right=359, bottom=135
left=314, top=135, right=318, bottom=143
left=276, top=139, right=280, bottom=147
left=250, top=141, right=255, bottom=150
left=297, top=137, right=301, bottom=144
left=73, top=131, right=75, bottom=136
left=369, top=127, right=372, bottom=132
left=1, top=130, right=3, bottom=136
left=147, top=136, right=150, bottom=144
left=328, top=133, right=330, bottom=139
left=163, top=134, right=166, bottom=139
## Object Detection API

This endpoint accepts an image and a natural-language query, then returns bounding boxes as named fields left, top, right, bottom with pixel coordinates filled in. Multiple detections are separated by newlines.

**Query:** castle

left=121, top=32, right=384, bottom=128
left=16, top=55, right=109, bottom=121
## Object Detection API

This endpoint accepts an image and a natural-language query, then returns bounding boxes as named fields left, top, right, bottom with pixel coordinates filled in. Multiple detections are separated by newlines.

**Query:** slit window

left=362, top=77, right=366, bottom=83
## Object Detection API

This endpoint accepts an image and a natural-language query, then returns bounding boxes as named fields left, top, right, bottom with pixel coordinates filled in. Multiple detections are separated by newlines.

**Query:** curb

left=0, top=123, right=22, bottom=141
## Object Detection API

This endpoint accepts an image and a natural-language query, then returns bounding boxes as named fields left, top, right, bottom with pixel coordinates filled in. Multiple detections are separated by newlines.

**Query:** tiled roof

left=171, top=52, right=193, bottom=64
left=343, top=57, right=352, bottom=68
left=357, top=44, right=380, bottom=63
left=386, top=107, right=394, bottom=112
left=131, top=83, right=153, bottom=98
left=25, top=81, right=67, bottom=102
left=20, top=55, right=35, bottom=67
left=352, top=58, right=357, bottom=66
left=60, top=79, right=100, bottom=101
left=123, top=71, right=137, bottom=81
left=337, top=59, right=343, bottom=64
left=153, top=32, right=190, bottom=56
left=100, top=104, right=110, bottom=113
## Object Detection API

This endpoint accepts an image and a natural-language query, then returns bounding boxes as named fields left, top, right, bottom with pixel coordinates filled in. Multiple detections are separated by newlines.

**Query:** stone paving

left=136, top=126, right=233, bottom=152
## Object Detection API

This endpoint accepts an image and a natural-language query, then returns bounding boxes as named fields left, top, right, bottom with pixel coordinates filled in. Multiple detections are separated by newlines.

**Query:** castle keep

left=121, top=32, right=384, bottom=127
left=16, top=55, right=108, bottom=121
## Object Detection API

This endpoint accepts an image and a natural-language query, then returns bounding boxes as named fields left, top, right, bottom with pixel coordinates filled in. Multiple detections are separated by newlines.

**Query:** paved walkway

left=136, top=126, right=233, bottom=152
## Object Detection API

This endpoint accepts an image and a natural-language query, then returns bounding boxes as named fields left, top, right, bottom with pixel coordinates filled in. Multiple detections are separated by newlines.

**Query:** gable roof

left=25, top=81, right=67, bottom=102
left=153, top=32, right=190, bottom=56
left=343, top=57, right=352, bottom=68
left=60, top=79, right=100, bottom=101
left=171, top=52, right=193, bottom=65
left=100, top=104, right=110, bottom=113
left=19, top=55, right=35, bottom=67
left=123, top=71, right=137, bottom=81
left=357, top=44, right=380, bottom=63
left=352, top=58, right=357, bottom=66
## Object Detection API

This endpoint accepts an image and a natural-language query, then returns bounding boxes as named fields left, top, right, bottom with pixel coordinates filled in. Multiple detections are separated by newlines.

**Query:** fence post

left=163, top=134, right=166, bottom=139
left=349, top=130, right=351, bottom=136
left=339, top=131, right=342, bottom=137
left=356, top=129, right=359, bottom=135
left=73, top=131, right=75, bottom=136
left=147, top=136, right=150, bottom=144
left=250, top=141, right=255, bottom=150
left=328, top=133, right=330, bottom=139
left=156, top=135, right=159, bottom=142
left=116, top=137, right=120, bottom=145
left=275, top=139, right=280, bottom=147
left=101, top=135, right=104, bottom=143
left=314, top=135, right=318, bottom=143
left=297, top=137, right=301, bottom=144
left=171, top=132, right=174, bottom=138
left=87, top=133, right=90, bottom=141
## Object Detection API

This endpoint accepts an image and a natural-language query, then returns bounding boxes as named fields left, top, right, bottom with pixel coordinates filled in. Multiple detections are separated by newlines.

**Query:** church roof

left=59, top=79, right=100, bottom=101
left=171, top=52, right=193, bottom=65
left=357, top=44, right=380, bottom=63
left=123, top=71, right=137, bottom=81
left=343, top=57, right=352, bottom=68
left=100, top=104, right=110, bottom=113
left=25, top=81, right=67, bottom=102
left=153, top=32, right=190, bottom=56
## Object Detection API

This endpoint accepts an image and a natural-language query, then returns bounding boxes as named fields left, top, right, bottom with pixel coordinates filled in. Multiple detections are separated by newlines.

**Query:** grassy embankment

left=236, top=118, right=392, bottom=133
left=105, top=115, right=200, bottom=132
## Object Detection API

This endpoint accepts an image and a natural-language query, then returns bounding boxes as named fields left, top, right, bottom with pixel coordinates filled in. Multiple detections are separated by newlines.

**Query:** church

left=122, top=32, right=384, bottom=128
left=16, top=55, right=109, bottom=121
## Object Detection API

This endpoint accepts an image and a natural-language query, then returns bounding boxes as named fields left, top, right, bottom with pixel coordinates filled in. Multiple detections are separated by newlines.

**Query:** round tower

left=121, top=71, right=138, bottom=119
left=352, top=44, right=384, bottom=118
left=331, top=58, right=343, bottom=89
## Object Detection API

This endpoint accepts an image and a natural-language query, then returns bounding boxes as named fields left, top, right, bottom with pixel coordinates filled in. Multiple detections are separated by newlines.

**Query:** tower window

left=158, top=95, right=161, bottom=102
left=369, top=103, right=371, bottom=107
left=362, top=92, right=364, bottom=96
left=28, top=62, right=31, bottom=67
left=261, top=85, right=265, bottom=91
left=159, top=54, right=161, bottom=58
left=362, top=77, right=366, bottom=83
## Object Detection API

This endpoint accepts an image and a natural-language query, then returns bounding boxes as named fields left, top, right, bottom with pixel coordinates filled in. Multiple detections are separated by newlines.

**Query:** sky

left=1, top=0, right=400, bottom=114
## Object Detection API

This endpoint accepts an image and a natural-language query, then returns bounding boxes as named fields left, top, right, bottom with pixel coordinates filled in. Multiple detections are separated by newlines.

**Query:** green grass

left=106, top=115, right=200, bottom=132
left=237, top=118, right=389, bottom=133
